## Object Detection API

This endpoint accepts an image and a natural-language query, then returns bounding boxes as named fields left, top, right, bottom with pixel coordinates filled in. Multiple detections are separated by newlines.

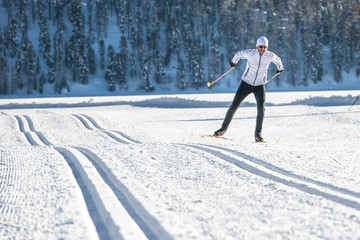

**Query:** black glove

left=229, top=60, right=236, bottom=68
left=276, top=69, right=284, bottom=74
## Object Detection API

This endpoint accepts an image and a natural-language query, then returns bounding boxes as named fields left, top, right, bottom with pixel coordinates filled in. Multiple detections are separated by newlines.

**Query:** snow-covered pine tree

left=105, top=65, right=115, bottom=92
left=68, top=0, right=88, bottom=84
left=79, top=56, right=88, bottom=85
left=137, top=35, right=145, bottom=74
left=15, top=50, right=25, bottom=90
left=302, top=1, right=323, bottom=85
left=130, top=53, right=137, bottom=78
left=285, top=8, right=299, bottom=86
left=38, top=1, right=50, bottom=59
left=209, top=32, right=220, bottom=85
left=107, top=44, right=115, bottom=65
left=99, top=40, right=105, bottom=70
left=176, top=57, right=186, bottom=90
left=53, top=28, right=64, bottom=64
left=115, top=0, right=129, bottom=34
left=19, top=0, right=29, bottom=34
left=154, top=46, right=165, bottom=84
left=0, top=33, right=5, bottom=60
left=220, top=0, right=240, bottom=56
left=141, top=56, right=154, bottom=92
left=244, top=5, right=256, bottom=49
left=118, top=37, right=128, bottom=89
left=6, top=20, right=19, bottom=58
left=24, top=40, right=36, bottom=94
left=35, top=56, right=40, bottom=76
left=0, top=57, right=7, bottom=94
left=342, top=1, right=354, bottom=73
left=165, top=15, right=178, bottom=66
left=320, top=0, right=331, bottom=46
left=10, top=63, right=16, bottom=94
left=191, top=37, right=204, bottom=89
left=143, top=0, right=151, bottom=27
left=294, top=1, right=309, bottom=86
left=53, top=28, right=67, bottom=94
left=54, top=1, right=66, bottom=33
left=85, top=1, right=94, bottom=45
left=87, top=46, right=96, bottom=75
left=330, top=1, right=344, bottom=83
left=354, top=2, right=360, bottom=78
left=113, top=54, right=122, bottom=88
left=310, top=16, right=323, bottom=84
left=130, top=27, right=137, bottom=50
left=105, top=44, right=116, bottom=91
left=37, top=1, right=55, bottom=84
left=95, top=0, right=108, bottom=38
left=38, top=73, right=45, bottom=94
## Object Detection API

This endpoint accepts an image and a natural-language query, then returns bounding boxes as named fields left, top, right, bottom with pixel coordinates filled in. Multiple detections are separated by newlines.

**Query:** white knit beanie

left=256, top=36, right=269, bottom=47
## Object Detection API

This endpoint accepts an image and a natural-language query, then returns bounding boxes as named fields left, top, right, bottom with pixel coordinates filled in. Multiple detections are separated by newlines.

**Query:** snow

left=1, top=90, right=360, bottom=239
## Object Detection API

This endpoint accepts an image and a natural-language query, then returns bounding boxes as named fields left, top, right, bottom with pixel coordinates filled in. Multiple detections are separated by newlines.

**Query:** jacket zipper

left=253, top=54, right=262, bottom=86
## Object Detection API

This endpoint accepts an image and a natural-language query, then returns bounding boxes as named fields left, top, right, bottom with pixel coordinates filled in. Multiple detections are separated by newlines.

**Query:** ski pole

left=267, top=69, right=284, bottom=82
left=348, top=95, right=359, bottom=111
left=207, top=67, right=235, bottom=87
left=268, top=72, right=280, bottom=81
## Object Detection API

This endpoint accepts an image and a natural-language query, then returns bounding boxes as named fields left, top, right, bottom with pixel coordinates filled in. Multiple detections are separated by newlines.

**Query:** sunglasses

left=258, top=45, right=267, bottom=49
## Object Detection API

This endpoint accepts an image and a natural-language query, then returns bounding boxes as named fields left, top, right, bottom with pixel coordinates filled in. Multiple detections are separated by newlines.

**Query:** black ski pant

left=220, top=81, right=265, bottom=135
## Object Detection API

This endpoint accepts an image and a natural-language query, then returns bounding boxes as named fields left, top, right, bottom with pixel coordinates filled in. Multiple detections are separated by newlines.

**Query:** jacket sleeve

left=231, top=50, right=251, bottom=64
left=272, top=53, right=284, bottom=71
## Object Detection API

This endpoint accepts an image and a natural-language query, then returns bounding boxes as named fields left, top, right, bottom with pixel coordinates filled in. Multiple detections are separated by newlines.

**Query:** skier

left=214, top=36, right=284, bottom=142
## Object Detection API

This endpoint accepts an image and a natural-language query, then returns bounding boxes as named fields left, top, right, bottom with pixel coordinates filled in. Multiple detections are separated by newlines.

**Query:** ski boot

left=255, top=132, right=264, bottom=142
left=214, top=128, right=227, bottom=137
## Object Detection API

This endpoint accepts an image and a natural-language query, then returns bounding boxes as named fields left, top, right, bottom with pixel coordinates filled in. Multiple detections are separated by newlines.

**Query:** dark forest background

left=0, top=0, right=359, bottom=95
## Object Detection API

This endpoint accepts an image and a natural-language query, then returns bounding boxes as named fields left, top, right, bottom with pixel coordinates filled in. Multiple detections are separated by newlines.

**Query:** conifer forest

left=0, top=0, right=359, bottom=95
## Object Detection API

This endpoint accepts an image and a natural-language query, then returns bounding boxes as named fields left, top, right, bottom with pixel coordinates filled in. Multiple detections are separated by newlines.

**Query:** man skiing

left=214, top=36, right=284, bottom=142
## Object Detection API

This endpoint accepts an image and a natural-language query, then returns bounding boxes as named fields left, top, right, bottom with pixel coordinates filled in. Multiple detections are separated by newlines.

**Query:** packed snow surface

left=1, top=90, right=360, bottom=239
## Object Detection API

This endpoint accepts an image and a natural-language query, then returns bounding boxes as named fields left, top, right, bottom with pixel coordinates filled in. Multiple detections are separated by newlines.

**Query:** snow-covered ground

left=1, top=90, right=360, bottom=239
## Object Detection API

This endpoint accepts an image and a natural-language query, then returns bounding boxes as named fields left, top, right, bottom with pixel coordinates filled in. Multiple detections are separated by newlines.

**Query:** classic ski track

left=74, top=147, right=173, bottom=240
left=203, top=144, right=360, bottom=200
left=72, top=114, right=140, bottom=144
left=14, top=115, right=171, bottom=239
left=79, top=114, right=141, bottom=144
left=14, top=115, right=40, bottom=146
left=23, top=115, right=53, bottom=146
left=54, top=147, right=112, bottom=240
left=184, top=144, right=360, bottom=211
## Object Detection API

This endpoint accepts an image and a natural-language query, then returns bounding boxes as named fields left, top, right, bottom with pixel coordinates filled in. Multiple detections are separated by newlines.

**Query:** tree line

left=0, top=0, right=359, bottom=95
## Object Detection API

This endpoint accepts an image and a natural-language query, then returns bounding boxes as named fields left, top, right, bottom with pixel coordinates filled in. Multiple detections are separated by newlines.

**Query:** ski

left=193, top=134, right=233, bottom=141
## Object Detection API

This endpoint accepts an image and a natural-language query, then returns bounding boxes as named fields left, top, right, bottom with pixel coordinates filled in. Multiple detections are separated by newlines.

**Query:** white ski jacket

left=231, top=49, right=283, bottom=86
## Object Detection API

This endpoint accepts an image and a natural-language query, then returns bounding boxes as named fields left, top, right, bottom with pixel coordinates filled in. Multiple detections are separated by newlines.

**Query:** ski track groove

left=72, top=114, right=140, bottom=144
left=14, top=114, right=169, bottom=239
left=54, top=147, right=111, bottom=240
left=79, top=114, right=103, bottom=130
left=184, top=144, right=360, bottom=211
left=80, top=114, right=141, bottom=144
left=71, top=114, right=93, bottom=130
left=74, top=147, right=173, bottom=240
left=203, top=144, right=360, bottom=200
left=14, top=115, right=40, bottom=146
left=23, top=115, right=53, bottom=146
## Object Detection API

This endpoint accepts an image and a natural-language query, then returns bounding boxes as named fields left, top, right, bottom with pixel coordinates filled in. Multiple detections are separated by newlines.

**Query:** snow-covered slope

left=1, top=91, right=360, bottom=239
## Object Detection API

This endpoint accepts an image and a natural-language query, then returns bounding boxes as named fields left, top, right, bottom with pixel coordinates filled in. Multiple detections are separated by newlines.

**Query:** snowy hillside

left=1, top=91, right=360, bottom=239
left=0, top=0, right=360, bottom=96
